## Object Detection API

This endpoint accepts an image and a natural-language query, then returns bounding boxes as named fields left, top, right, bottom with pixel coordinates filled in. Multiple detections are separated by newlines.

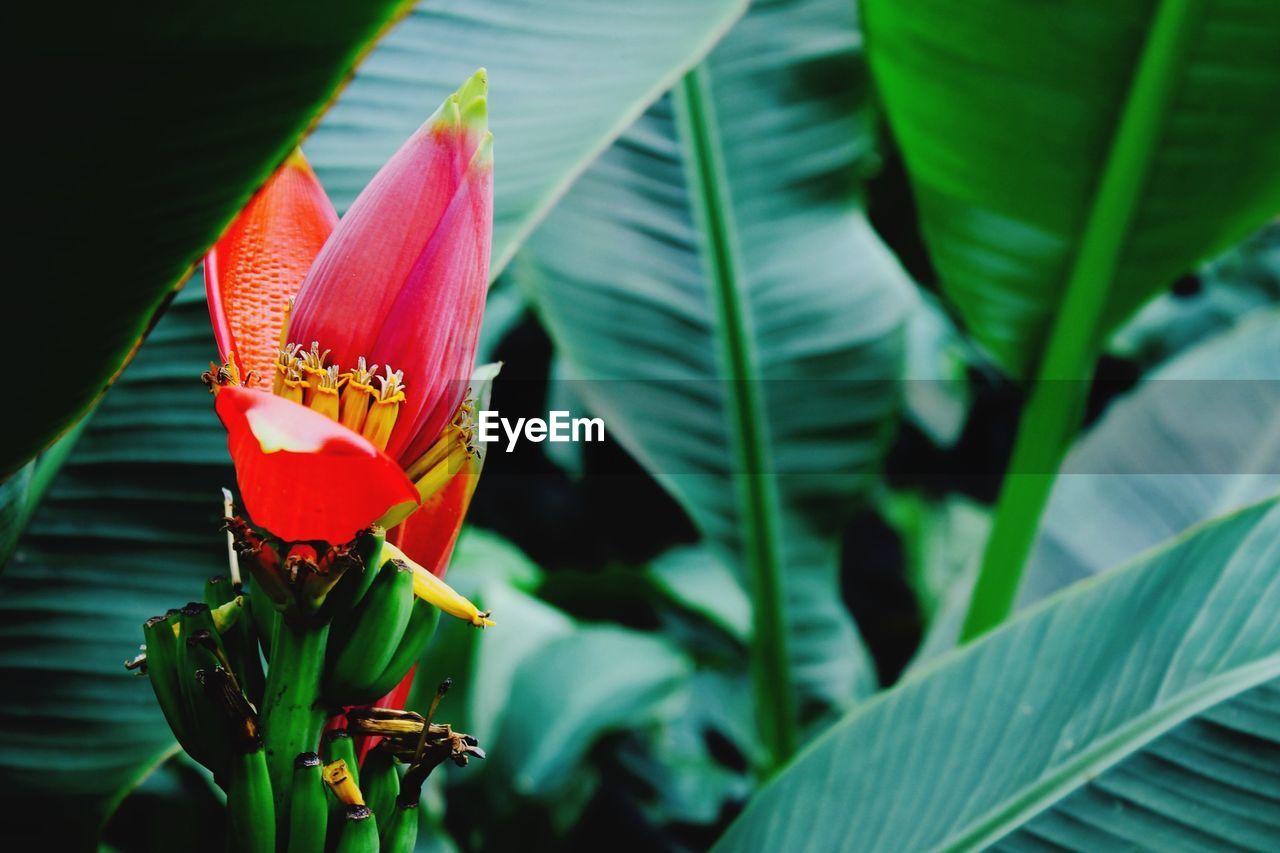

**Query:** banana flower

left=204, top=71, right=492, bottom=558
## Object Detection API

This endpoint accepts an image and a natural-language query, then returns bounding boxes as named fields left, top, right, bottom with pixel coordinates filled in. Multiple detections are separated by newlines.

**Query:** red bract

left=214, top=387, right=419, bottom=543
left=389, top=450, right=481, bottom=578
left=206, top=151, right=337, bottom=386
left=205, top=70, right=493, bottom=548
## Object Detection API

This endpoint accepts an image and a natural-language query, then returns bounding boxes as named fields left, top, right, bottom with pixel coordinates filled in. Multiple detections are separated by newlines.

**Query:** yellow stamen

left=299, top=342, right=332, bottom=405
left=273, top=343, right=302, bottom=396
left=308, top=365, right=341, bottom=421
left=322, top=759, right=364, bottom=806
left=201, top=359, right=241, bottom=394
left=376, top=397, right=482, bottom=529
left=339, top=357, right=379, bottom=433
left=361, top=366, right=405, bottom=450
left=279, top=364, right=307, bottom=405
left=223, top=356, right=242, bottom=387
left=383, top=542, right=494, bottom=628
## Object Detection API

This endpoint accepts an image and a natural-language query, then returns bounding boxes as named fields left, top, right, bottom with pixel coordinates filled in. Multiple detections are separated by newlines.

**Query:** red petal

left=215, top=386, right=418, bottom=543
left=206, top=150, right=337, bottom=385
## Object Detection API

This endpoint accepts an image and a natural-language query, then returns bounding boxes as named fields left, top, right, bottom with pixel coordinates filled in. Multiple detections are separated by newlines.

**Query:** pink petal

left=288, top=77, right=487, bottom=377
left=375, top=149, right=492, bottom=464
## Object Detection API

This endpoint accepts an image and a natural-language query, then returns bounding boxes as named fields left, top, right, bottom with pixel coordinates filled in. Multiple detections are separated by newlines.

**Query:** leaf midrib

left=963, top=0, right=1212, bottom=637
left=673, top=65, right=796, bottom=766
left=941, top=654, right=1280, bottom=851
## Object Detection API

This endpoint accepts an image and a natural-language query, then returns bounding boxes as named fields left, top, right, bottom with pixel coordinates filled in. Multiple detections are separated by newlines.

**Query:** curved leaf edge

left=717, top=494, right=1279, bottom=850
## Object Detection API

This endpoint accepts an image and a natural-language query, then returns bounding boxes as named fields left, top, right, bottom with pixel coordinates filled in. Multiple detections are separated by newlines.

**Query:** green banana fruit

left=226, top=746, right=275, bottom=853
left=173, top=605, right=234, bottom=776
left=322, top=732, right=362, bottom=851
left=246, top=574, right=278, bottom=663
left=141, top=612, right=183, bottom=725
left=360, top=745, right=400, bottom=840
left=333, top=806, right=379, bottom=853
left=346, top=595, right=441, bottom=706
left=324, top=557, right=414, bottom=702
left=204, top=575, right=266, bottom=707
left=380, top=803, right=419, bottom=853
left=287, top=752, right=328, bottom=853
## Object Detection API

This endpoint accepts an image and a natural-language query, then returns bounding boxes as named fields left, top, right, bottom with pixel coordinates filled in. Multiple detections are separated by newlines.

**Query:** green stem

left=961, top=0, right=1207, bottom=640
left=674, top=67, right=795, bottom=769
left=262, top=618, right=331, bottom=833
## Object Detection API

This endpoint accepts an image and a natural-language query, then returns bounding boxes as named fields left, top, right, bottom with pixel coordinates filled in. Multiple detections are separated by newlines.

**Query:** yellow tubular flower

left=322, top=759, right=364, bottom=806
left=273, top=343, right=302, bottom=396
left=278, top=363, right=307, bottom=405
left=382, top=541, right=494, bottom=628
left=361, top=366, right=405, bottom=450
left=339, top=357, right=378, bottom=433
left=308, top=365, right=342, bottom=421
left=298, top=341, right=331, bottom=406
left=209, top=596, right=245, bottom=633
left=277, top=297, right=294, bottom=353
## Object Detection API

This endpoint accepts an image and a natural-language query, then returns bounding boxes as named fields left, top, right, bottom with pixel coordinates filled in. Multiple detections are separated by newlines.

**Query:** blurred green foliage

left=2, top=0, right=1278, bottom=850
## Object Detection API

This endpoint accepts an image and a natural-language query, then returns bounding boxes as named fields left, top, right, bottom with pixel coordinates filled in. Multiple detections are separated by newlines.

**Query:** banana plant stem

left=960, top=0, right=1206, bottom=640
left=262, top=618, right=331, bottom=837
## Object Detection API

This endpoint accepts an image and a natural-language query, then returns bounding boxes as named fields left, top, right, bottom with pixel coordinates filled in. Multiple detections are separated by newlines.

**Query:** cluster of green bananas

left=140, top=587, right=274, bottom=851
left=324, top=551, right=441, bottom=707
left=137, top=519, right=492, bottom=851
left=287, top=733, right=419, bottom=853
left=285, top=698, right=485, bottom=853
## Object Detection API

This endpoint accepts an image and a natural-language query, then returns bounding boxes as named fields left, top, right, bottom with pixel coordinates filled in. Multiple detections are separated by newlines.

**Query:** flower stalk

left=261, top=618, right=331, bottom=824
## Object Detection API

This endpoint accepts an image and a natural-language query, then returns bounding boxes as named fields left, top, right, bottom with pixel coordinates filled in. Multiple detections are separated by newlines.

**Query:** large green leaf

left=0, top=288, right=229, bottom=845
left=515, top=0, right=914, bottom=761
left=0, top=422, right=90, bottom=571
left=7, top=0, right=747, bottom=481
left=875, top=0, right=1280, bottom=636
left=864, top=0, right=1280, bottom=378
left=1021, top=306, right=1280, bottom=604
left=492, top=625, right=691, bottom=799
left=298, top=0, right=748, bottom=271
left=913, top=308, right=1280, bottom=664
left=7, top=0, right=411, bottom=477
left=1109, top=223, right=1280, bottom=368
left=715, top=497, right=1280, bottom=851
left=407, top=536, right=740, bottom=836
left=0, top=466, right=33, bottom=571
